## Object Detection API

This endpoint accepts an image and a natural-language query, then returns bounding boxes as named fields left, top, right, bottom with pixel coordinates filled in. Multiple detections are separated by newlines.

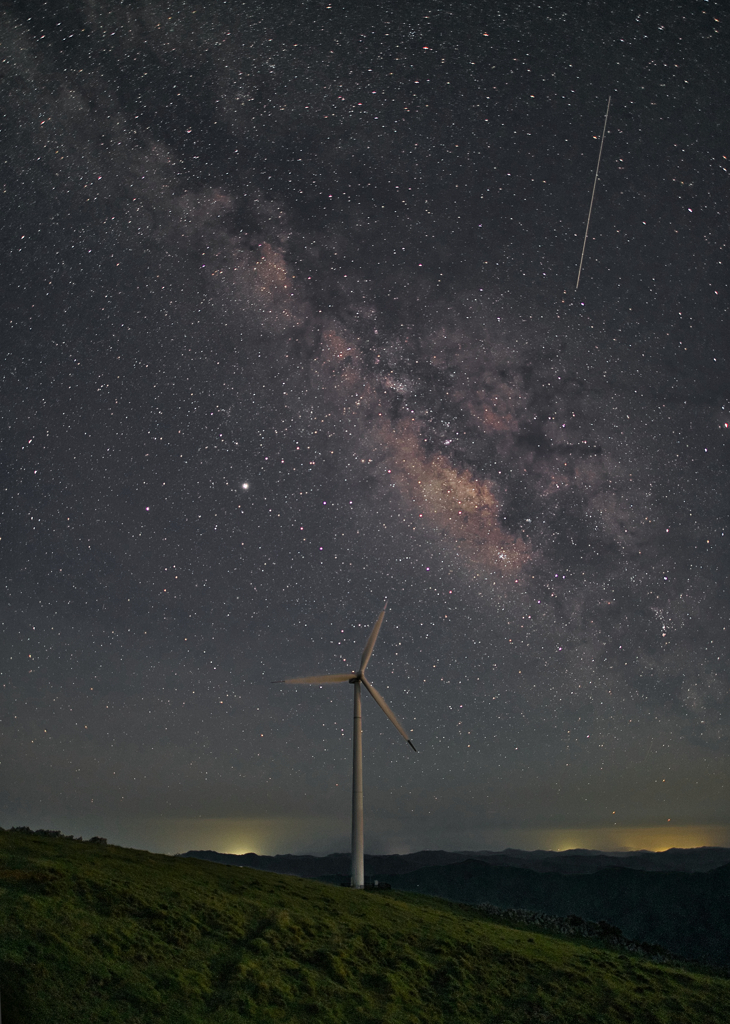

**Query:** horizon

left=181, top=844, right=730, bottom=858
left=5, top=816, right=729, bottom=859
left=8, top=823, right=729, bottom=860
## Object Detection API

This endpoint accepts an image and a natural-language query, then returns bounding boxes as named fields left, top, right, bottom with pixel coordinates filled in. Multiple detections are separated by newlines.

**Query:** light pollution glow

left=109, top=818, right=730, bottom=858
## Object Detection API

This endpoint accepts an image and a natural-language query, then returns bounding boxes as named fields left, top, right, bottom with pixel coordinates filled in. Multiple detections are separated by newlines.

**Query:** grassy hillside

left=0, top=831, right=728, bottom=1023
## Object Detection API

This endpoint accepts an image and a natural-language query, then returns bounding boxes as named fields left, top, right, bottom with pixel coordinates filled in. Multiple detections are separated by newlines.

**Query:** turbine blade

left=359, top=601, right=388, bottom=673
left=361, top=675, right=416, bottom=751
left=273, top=674, right=354, bottom=685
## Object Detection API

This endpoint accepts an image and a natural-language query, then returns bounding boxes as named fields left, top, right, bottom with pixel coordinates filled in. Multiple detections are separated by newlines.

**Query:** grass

left=0, top=830, right=728, bottom=1023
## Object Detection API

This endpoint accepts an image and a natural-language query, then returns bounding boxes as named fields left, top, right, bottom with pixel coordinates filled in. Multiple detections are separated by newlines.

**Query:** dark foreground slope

left=0, top=832, right=729, bottom=1024
left=377, top=860, right=730, bottom=967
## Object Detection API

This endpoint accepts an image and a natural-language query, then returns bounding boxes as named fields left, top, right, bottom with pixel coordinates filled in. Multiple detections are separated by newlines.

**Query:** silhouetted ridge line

left=179, top=845, right=730, bottom=877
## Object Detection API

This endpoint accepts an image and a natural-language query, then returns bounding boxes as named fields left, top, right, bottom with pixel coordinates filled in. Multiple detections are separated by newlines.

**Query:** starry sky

left=1, top=0, right=728, bottom=856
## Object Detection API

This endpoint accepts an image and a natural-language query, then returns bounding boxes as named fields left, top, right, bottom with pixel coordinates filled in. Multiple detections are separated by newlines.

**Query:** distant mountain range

left=180, top=845, right=730, bottom=877
left=180, top=846, right=730, bottom=966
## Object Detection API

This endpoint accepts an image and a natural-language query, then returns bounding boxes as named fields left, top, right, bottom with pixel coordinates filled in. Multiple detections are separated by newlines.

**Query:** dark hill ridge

left=490, top=846, right=730, bottom=874
left=376, top=859, right=730, bottom=967
left=180, top=845, right=730, bottom=877
left=180, top=849, right=470, bottom=877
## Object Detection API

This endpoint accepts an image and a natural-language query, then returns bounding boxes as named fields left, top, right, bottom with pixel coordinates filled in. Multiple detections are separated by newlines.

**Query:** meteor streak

left=575, top=96, right=611, bottom=290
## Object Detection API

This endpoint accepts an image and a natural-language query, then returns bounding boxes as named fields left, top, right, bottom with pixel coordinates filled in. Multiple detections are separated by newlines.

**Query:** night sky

left=2, top=1, right=728, bottom=856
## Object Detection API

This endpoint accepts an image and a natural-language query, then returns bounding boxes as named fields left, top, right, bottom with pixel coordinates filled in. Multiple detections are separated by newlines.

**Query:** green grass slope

left=0, top=831, right=728, bottom=1024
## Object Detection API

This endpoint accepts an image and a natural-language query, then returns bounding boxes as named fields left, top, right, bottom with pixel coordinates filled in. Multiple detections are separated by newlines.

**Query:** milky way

left=1, top=1, right=728, bottom=854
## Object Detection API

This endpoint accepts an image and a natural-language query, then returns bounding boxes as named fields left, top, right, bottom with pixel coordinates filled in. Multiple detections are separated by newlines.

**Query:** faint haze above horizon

left=7, top=816, right=727, bottom=860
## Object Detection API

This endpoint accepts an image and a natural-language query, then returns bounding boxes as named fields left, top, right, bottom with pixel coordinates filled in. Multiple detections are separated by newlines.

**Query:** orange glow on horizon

left=126, top=819, right=730, bottom=857
left=511, top=824, right=730, bottom=853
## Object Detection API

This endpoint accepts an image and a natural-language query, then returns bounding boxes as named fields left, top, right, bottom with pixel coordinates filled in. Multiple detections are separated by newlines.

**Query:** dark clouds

left=1, top=1, right=728, bottom=852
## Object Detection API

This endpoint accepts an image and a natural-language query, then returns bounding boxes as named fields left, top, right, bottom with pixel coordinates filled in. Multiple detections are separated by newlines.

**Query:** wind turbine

left=274, top=602, right=416, bottom=889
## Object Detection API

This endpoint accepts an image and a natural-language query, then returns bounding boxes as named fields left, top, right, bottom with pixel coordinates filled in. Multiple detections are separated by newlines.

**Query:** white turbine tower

left=274, top=602, right=416, bottom=888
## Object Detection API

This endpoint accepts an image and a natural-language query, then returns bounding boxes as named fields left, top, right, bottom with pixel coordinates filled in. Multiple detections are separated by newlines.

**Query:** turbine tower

left=274, top=602, right=416, bottom=888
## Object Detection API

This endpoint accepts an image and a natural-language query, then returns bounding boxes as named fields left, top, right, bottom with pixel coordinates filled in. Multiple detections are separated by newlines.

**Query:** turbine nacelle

left=273, top=600, right=417, bottom=751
